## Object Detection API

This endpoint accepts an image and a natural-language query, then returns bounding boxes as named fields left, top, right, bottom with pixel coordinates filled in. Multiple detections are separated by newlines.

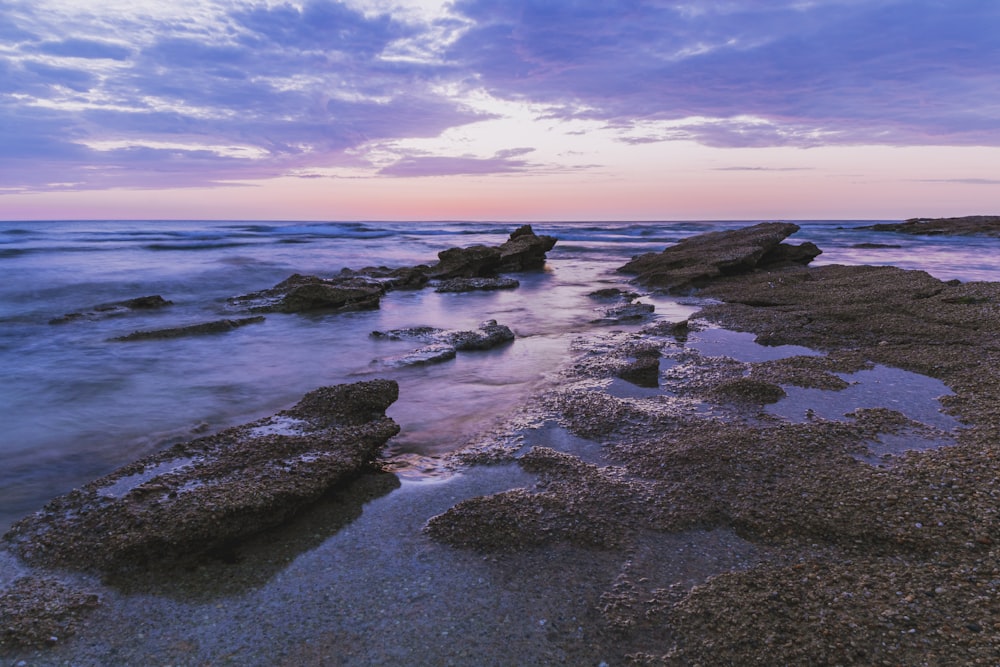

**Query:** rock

left=589, top=287, right=640, bottom=300
left=378, top=344, right=457, bottom=367
left=617, top=222, right=820, bottom=292
left=435, top=277, right=520, bottom=293
left=497, top=225, right=558, bottom=271
left=446, top=319, right=515, bottom=350
left=429, top=245, right=502, bottom=279
left=593, top=302, right=655, bottom=324
left=278, top=281, right=382, bottom=313
left=0, top=576, right=99, bottom=648
left=111, top=316, right=265, bottom=341
left=49, top=294, right=173, bottom=324
left=341, top=266, right=430, bottom=290
left=709, top=377, right=787, bottom=404
left=230, top=273, right=383, bottom=313
left=856, top=215, right=1000, bottom=237
left=616, top=354, right=660, bottom=388
left=2, top=380, right=400, bottom=571
left=372, top=320, right=515, bottom=352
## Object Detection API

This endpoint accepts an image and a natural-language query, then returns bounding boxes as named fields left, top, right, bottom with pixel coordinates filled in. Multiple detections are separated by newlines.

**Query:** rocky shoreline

left=3, top=222, right=999, bottom=664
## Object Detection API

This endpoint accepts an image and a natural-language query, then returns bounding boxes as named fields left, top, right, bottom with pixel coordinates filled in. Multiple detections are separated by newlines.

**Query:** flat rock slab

left=857, top=215, right=1000, bottom=237
left=2, top=380, right=400, bottom=572
left=372, top=319, right=515, bottom=353
left=618, top=222, right=820, bottom=292
left=49, top=295, right=173, bottom=324
left=435, top=277, right=520, bottom=293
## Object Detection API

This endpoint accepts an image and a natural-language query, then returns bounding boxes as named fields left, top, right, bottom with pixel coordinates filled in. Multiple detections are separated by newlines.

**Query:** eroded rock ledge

left=617, top=221, right=820, bottom=292
left=2, top=379, right=400, bottom=572
left=857, top=215, right=1000, bottom=237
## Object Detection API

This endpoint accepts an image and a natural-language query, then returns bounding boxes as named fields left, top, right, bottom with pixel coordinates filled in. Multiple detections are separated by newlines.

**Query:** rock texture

left=2, top=380, right=400, bottom=571
left=617, top=222, right=820, bottom=292
left=230, top=274, right=384, bottom=313
left=370, top=320, right=515, bottom=367
left=857, top=215, right=1000, bottom=237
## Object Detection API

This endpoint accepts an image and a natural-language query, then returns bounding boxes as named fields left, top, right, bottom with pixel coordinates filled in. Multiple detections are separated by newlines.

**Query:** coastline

left=3, top=221, right=999, bottom=664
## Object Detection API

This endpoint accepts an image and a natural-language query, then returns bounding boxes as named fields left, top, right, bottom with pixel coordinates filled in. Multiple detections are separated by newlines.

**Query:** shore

left=3, top=222, right=999, bottom=665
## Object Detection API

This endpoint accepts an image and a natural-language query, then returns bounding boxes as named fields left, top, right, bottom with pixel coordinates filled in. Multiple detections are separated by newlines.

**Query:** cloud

left=378, top=148, right=535, bottom=176
left=916, top=178, right=1000, bottom=186
left=448, top=0, right=1000, bottom=147
left=0, top=0, right=486, bottom=191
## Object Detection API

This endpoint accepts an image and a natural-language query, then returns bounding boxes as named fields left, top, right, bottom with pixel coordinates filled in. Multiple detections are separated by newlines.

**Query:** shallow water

left=1, top=219, right=997, bottom=533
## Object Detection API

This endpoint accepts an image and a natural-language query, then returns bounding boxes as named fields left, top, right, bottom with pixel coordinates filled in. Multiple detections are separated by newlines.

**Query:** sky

left=1, top=0, right=999, bottom=221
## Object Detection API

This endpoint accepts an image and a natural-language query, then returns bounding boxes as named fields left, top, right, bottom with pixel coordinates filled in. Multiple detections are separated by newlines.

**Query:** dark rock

left=429, top=245, right=502, bottom=279
left=593, top=302, right=655, bottom=324
left=2, top=380, right=400, bottom=571
left=618, top=222, right=820, bottom=293
left=278, top=281, right=382, bottom=313
left=446, top=319, right=515, bottom=350
left=589, top=287, right=641, bottom=300
left=616, top=354, right=660, bottom=388
left=435, top=277, right=520, bottom=293
left=378, top=344, right=457, bottom=367
left=710, top=377, right=787, bottom=404
left=230, top=273, right=383, bottom=313
left=49, top=294, right=173, bottom=324
left=497, top=225, right=558, bottom=271
left=111, top=316, right=265, bottom=341
left=856, top=215, right=1000, bottom=237
left=0, top=576, right=99, bottom=648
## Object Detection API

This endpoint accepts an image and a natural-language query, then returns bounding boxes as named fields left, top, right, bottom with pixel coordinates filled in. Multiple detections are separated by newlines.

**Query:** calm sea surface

left=1, top=220, right=998, bottom=532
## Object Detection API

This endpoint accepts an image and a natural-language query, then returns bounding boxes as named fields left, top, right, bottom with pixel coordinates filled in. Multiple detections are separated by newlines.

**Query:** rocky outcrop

left=49, top=295, right=173, bottom=324
left=497, top=225, right=558, bottom=271
left=427, top=225, right=557, bottom=279
left=111, top=316, right=265, bottom=341
left=618, top=222, right=820, bottom=292
left=230, top=274, right=384, bottom=313
left=2, top=380, right=400, bottom=571
left=856, top=215, right=1000, bottom=237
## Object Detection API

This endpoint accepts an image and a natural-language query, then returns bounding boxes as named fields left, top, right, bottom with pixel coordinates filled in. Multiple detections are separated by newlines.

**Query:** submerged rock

left=618, top=222, right=820, bottom=292
left=435, top=277, right=520, bottom=293
left=49, top=294, right=173, bottom=324
left=0, top=576, right=99, bottom=648
left=111, top=316, right=265, bottom=341
left=593, top=301, right=655, bottom=324
left=2, top=380, right=400, bottom=571
left=856, top=215, right=1000, bottom=237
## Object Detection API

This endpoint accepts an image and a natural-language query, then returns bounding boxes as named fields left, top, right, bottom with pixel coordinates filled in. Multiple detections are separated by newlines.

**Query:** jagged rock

left=616, top=354, right=660, bottom=388
left=111, top=316, right=265, bottom=341
left=435, top=277, right=520, bottom=293
left=428, top=225, right=557, bottom=278
left=856, top=215, right=1000, bottom=237
left=2, top=380, right=400, bottom=571
left=497, top=225, right=558, bottom=271
left=49, top=295, right=173, bottom=324
left=618, top=222, right=820, bottom=292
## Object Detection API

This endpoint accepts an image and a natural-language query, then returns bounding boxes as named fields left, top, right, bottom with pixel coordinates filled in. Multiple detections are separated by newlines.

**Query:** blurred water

left=0, top=219, right=996, bottom=531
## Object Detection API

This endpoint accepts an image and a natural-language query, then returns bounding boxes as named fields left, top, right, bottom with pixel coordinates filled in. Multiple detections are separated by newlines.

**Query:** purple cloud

left=378, top=149, right=536, bottom=177
left=448, top=0, right=1000, bottom=146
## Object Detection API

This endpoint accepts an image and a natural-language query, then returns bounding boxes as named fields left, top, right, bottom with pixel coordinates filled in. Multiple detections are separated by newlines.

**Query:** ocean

left=1, top=219, right=998, bottom=534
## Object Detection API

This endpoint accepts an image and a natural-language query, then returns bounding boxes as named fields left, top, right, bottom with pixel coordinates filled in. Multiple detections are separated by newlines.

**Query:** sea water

left=1, top=219, right=996, bottom=532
